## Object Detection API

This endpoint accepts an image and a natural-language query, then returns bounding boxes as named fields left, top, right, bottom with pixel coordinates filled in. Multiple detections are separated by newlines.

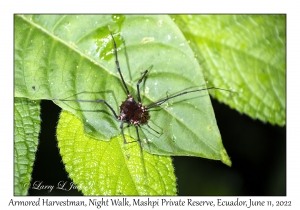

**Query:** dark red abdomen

left=119, top=98, right=149, bottom=125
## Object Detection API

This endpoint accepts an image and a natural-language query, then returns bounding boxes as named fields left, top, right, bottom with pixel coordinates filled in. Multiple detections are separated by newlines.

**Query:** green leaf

left=57, top=111, right=177, bottom=195
left=172, top=15, right=286, bottom=126
left=14, top=14, right=231, bottom=165
left=14, top=98, right=41, bottom=195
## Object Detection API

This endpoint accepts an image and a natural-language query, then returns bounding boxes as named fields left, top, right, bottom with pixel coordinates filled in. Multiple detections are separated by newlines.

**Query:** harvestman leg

left=136, top=70, right=161, bottom=135
left=136, top=70, right=149, bottom=103
left=135, top=126, right=143, bottom=149
left=56, top=98, right=119, bottom=119
left=109, top=28, right=133, bottom=144
left=109, top=29, right=130, bottom=96
left=146, top=87, right=235, bottom=109
left=120, top=121, right=127, bottom=144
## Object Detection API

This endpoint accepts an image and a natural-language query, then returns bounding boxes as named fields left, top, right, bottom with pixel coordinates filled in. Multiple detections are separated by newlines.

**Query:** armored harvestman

left=56, top=28, right=234, bottom=146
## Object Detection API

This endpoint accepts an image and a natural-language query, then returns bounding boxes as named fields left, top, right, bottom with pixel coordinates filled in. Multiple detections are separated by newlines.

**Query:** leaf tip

left=220, top=148, right=232, bottom=167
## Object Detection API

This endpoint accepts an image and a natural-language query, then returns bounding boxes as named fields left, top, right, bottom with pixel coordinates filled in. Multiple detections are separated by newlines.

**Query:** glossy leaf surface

left=14, top=14, right=231, bottom=164
left=173, top=15, right=286, bottom=125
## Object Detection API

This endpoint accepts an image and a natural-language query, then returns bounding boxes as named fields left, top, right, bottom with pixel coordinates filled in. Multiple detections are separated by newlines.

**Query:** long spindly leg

left=108, top=27, right=130, bottom=96
left=54, top=98, right=119, bottom=119
left=137, top=70, right=149, bottom=103
left=120, top=122, right=139, bottom=144
left=120, top=121, right=127, bottom=144
left=135, top=126, right=148, bottom=183
left=146, top=87, right=238, bottom=109
left=146, top=124, right=160, bottom=135
left=135, top=126, right=142, bottom=148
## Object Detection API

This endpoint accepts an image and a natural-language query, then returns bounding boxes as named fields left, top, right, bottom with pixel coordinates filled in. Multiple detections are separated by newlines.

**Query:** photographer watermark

left=24, top=181, right=78, bottom=193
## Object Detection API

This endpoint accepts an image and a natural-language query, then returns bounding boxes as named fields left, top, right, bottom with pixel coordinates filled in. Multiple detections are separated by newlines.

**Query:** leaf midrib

left=20, top=14, right=220, bottom=154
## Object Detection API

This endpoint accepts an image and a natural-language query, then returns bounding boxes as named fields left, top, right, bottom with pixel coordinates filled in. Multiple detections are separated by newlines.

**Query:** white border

left=2, top=0, right=298, bottom=209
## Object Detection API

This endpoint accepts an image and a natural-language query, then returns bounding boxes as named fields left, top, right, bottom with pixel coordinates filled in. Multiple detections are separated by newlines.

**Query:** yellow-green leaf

left=57, top=111, right=177, bottom=195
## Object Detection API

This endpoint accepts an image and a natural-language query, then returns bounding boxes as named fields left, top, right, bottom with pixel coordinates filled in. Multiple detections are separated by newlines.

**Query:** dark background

left=29, top=97, right=286, bottom=196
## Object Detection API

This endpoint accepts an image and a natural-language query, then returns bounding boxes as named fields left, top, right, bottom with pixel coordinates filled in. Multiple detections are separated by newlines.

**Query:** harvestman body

left=56, top=28, right=234, bottom=145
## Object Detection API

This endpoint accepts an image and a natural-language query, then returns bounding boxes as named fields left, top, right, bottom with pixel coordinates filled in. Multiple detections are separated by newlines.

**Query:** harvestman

left=56, top=28, right=234, bottom=145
